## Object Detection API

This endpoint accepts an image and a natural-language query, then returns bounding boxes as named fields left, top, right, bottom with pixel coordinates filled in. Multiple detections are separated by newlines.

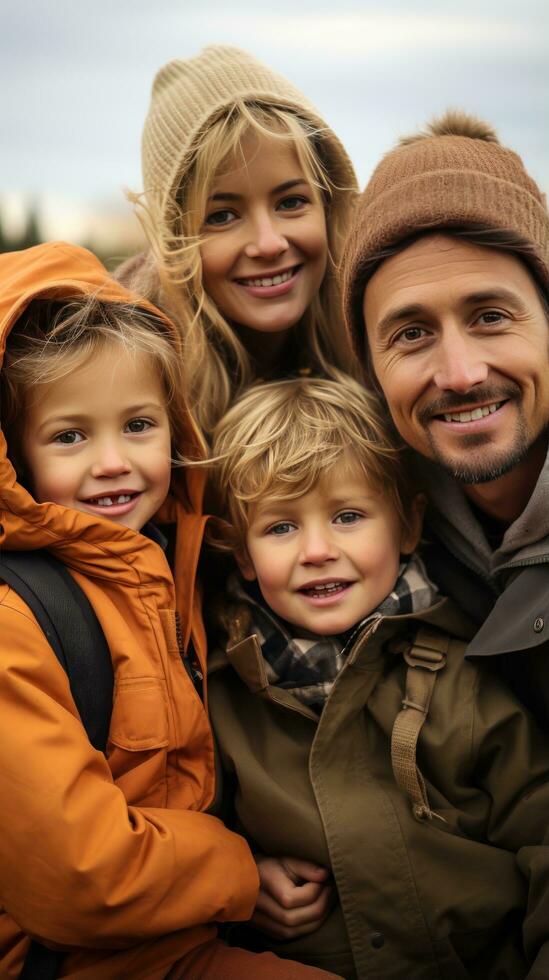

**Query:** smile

left=235, top=265, right=300, bottom=288
left=297, top=580, right=353, bottom=606
left=80, top=491, right=143, bottom=517
left=441, top=401, right=504, bottom=423
left=301, top=582, right=346, bottom=595
left=84, top=493, right=139, bottom=507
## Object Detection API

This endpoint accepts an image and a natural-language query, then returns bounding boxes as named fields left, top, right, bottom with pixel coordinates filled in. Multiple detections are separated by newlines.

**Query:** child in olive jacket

left=206, top=374, right=549, bottom=980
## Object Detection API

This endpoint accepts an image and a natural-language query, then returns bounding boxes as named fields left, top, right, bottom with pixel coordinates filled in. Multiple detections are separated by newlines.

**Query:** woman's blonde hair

left=2, top=295, right=187, bottom=477
left=130, top=101, right=358, bottom=436
left=207, top=373, right=417, bottom=552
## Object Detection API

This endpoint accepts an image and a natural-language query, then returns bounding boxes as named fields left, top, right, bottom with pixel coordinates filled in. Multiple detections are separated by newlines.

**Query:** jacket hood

left=0, top=242, right=206, bottom=596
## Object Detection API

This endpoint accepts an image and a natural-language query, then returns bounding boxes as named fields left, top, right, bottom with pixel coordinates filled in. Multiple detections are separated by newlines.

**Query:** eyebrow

left=209, top=178, right=309, bottom=202
left=123, top=403, right=164, bottom=415
left=252, top=494, right=376, bottom=520
left=37, top=403, right=163, bottom=434
left=375, top=287, right=526, bottom=340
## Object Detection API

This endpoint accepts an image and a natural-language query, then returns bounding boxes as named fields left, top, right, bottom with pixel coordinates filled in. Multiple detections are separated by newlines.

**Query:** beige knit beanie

left=342, top=110, right=549, bottom=356
left=141, top=44, right=356, bottom=222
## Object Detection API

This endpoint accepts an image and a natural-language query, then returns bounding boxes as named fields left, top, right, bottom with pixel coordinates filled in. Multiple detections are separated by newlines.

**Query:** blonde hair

left=2, top=295, right=188, bottom=475
left=208, top=373, right=416, bottom=552
left=130, top=101, right=358, bottom=436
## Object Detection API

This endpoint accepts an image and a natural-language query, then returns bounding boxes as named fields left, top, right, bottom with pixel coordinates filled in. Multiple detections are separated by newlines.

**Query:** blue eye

left=54, top=430, right=83, bottom=445
left=277, top=196, right=307, bottom=212
left=334, top=511, right=361, bottom=525
left=267, top=522, right=295, bottom=535
left=205, top=209, right=237, bottom=226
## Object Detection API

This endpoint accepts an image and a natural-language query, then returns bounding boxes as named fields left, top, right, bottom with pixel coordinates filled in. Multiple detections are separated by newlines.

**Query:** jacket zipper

left=175, top=610, right=203, bottom=693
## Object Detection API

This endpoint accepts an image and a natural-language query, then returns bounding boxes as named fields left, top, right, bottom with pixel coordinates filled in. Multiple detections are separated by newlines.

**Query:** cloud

left=1, top=1, right=547, bottom=201
left=185, top=10, right=543, bottom=56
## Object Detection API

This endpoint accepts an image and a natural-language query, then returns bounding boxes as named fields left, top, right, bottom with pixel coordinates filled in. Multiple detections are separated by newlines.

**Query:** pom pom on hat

left=399, top=109, right=500, bottom=146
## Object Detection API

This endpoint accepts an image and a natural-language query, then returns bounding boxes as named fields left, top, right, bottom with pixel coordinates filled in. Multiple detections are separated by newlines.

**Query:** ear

left=400, top=493, right=426, bottom=555
left=236, top=548, right=257, bottom=582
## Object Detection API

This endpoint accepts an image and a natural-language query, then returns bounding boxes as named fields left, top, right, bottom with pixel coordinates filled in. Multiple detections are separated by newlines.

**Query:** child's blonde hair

left=127, top=53, right=359, bottom=437
left=2, top=295, right=187, bottom=477
left=208, top=373, right=417, bottom=553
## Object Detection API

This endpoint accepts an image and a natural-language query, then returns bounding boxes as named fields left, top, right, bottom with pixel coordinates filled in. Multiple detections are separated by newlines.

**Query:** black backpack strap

left=0, top=550, right=113, bottom=752
left=18, top=943, right=64, bottom=980
left=0, top=550, right=115, bottom=980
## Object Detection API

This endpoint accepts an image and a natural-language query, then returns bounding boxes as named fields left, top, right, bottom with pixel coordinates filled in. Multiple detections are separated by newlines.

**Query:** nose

left=244, top=211, right=289, bottom=260
left=90, top=440, right=132, bottom=479
left=433, top=328, right=489, bottom=393
left=299, top=525, right=339, bottom=565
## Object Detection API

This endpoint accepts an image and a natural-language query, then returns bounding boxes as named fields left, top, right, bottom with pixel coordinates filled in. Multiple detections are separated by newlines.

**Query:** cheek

left=377, top=368, right=418, bottom=431
left=147, top=445, right=172, bottom=497
left=248, top=542, right=290, bottom=592
left=33, top=457, right=79, bottom=504
left=155, top=463, right=172, bottom=499
left=357, top=526, right=401, bottom=576
left=200, top=238, right=234, bottom=291
left=306, top=216, right=328, bottom=268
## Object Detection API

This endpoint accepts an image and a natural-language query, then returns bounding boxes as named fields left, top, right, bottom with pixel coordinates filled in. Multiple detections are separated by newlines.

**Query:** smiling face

left=363, top=234, right=549, bottom=507
left=21, top=343, right=172, bottom=532
left=200, top=131, right=328, bottom=338
left=239, top=463, right=421, bottom=636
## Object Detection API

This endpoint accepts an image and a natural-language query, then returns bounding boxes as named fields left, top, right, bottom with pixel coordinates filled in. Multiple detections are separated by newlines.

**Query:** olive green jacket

left=208, top=598, right=549, bottom=980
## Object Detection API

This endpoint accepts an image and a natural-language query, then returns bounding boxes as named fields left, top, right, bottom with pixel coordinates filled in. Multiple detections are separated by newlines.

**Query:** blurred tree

left=0, top=211, right=8, bottom=252
left=0, top=203, right=43, bottom=253
left=17, top=206, right=42, bottom=250
left=0, top=204, right=143, bottom=267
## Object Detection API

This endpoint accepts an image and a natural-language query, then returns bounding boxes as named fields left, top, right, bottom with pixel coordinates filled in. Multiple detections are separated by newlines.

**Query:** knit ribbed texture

left=342, top=117, right=549, bottom=356
left=141, top=45, right=355, bottom=220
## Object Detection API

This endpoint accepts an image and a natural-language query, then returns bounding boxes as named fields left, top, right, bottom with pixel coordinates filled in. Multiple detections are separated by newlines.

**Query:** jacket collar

left=217, top=598, right=474, bottom=716
left=416, top=441, right=549, bottom=581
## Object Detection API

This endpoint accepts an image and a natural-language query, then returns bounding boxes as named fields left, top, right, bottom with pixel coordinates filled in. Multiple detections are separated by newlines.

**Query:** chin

left=246, top=315, right=302, bottom=334
left=304, top=617, right=354, bottom=637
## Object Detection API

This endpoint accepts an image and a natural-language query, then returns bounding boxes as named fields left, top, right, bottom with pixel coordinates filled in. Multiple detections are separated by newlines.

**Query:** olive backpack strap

left=390, top=626, right=449, bottom=823
left=0, top=549, right=114, bottom=980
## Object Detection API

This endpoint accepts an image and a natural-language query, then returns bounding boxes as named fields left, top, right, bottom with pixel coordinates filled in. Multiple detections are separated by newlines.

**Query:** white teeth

left=241, top=269, right=293, bottom=287
left=443, top=402, right=502, bottom=423
left=90, top=494, right=132, bottom=506
left=304, top=582, right=346, bottom=595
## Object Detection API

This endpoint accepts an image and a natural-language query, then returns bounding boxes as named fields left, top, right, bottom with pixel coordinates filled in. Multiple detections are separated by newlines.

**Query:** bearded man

left=343, top=111, right=549, bottom=726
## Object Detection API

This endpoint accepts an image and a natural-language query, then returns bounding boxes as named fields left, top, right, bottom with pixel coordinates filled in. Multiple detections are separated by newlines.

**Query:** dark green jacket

left=209, top=599, right=549, bottom=980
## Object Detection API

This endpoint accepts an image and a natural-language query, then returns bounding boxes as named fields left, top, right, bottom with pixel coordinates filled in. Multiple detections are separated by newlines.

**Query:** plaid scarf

left=226, top=554, right=438, bottom=708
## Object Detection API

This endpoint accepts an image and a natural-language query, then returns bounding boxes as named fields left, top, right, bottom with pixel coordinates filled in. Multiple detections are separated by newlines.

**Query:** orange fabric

left=0, top=243, right=258, bottom=978
left=167, top=939, right=344, bottom=979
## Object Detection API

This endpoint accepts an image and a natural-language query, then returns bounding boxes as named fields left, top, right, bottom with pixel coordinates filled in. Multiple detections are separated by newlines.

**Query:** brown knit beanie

left=342, top=110, right=549, bottom=358
left=141, top=45, right=356, bottom=223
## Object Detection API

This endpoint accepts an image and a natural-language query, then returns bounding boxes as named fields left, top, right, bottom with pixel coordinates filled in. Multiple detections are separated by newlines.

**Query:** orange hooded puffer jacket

left=0, top=243, right=258, bottom=979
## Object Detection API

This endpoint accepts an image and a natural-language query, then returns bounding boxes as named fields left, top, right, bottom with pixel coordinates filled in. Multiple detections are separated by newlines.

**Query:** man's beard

left=418, top=383, right=533, bottom=484
left=425, top=422, right=531, bottom=484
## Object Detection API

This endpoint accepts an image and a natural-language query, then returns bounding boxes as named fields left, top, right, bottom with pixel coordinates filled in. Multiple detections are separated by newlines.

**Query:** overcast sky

left=1, top=0, right=548, bottom=218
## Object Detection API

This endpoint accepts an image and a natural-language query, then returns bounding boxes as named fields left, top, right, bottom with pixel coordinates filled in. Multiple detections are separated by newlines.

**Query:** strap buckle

left=403, top=627, right=448, bottom=671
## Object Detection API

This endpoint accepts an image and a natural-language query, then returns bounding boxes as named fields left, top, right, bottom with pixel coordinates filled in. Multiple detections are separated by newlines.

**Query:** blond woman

left=118, top=45, right=358, bottom=439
